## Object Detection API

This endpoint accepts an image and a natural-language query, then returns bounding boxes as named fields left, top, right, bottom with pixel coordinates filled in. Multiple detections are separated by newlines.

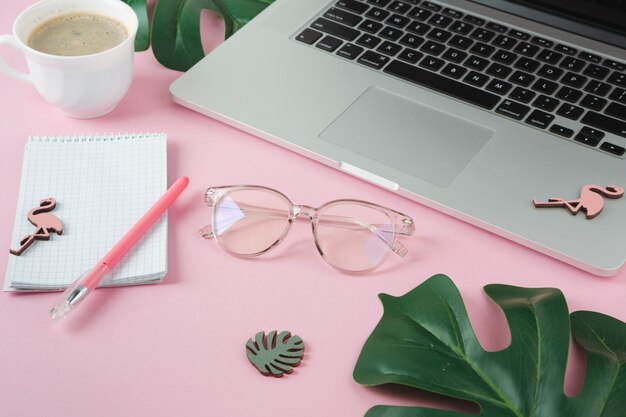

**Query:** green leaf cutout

left=121, top=0, right=150, bottom=51
left=151, top=0, right=275, bottom=71
left=353, top=274, right=626, bottom=417
left=246, top=330, right=305, bottom=377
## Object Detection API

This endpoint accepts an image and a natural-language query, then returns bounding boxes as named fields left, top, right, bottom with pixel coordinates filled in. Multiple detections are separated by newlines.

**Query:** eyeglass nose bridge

left=293, top=205, right=316, bottom=222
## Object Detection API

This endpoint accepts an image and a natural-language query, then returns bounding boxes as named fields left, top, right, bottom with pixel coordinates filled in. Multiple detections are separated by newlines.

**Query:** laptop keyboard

left=294, top=0, right=626, bottom=158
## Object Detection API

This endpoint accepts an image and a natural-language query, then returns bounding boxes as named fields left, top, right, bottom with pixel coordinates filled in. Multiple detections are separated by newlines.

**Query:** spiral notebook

left=4, top=133, right=168, bottom=291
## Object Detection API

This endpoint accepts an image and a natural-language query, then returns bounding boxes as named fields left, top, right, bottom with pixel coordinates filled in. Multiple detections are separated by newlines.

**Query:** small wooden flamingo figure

left=533, top=184, right=624, bottom=219
left=10, top=198, right=63, bottom=256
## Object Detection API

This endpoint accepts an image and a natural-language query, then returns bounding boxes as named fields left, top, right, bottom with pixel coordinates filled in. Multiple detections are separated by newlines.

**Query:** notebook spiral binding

left=29, top=133, right=167, bottom=143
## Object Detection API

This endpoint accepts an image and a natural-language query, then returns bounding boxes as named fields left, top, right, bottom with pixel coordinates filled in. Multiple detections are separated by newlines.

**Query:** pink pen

left=50, top=176, right=189, bottom=320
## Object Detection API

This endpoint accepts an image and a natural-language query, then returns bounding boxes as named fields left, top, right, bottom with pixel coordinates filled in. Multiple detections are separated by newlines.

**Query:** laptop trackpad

left=319, top=87, right=495, bottom=187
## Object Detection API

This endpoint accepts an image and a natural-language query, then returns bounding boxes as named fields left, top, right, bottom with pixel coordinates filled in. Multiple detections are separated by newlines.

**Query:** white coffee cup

left=0, top=0, right=138, bottom=119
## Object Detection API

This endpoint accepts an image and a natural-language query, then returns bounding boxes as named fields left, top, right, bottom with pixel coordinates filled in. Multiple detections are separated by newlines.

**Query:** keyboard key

left=428, top=14, right=453, bottom=28
left=555, top=44, right=577, bottom=55
left=510, top=70, right=535, bottom=87
left=377, top=40, right=403, bottom=56
left=610, top=88, right=626, bottom=104
left=359, top=19, right=384, bottom=33
left=465, top=55, right=489, bottom=71
left=533, top=94, right=560, bottom=111
left=584, top=80, right=611, bottom=96
left=399, top=33, right=424, bottom=48
left=561, top=72, right=587, bottom=88
left=508, top=29, right=530, bottom=40
left=556, top=103, right=584, bottom=120
left=603, top=59, right=626, bottom=72
left=384, top=59, right=501, bottom=108
left=406, top=21, right=431, bottom=35
left=324, top=7, right=363, bottom=27
left=463, top=71, right=489, bottom=87
left=583, top=64, right=609, bottom=80
left=408, top=7, right=432, bottom=21
left=312, top=18, right=360, bottom=41
left=368, top=0, right=391, bottom=6
left=421, top=1, right=442, bottom=12
left=419, top=55, right=445, bottom=71
left=513, top=42, right=539, bottom=57
left=379, top=26, right=403, bottom=40
left=580, top=126, right=605, bottom=140
left=337, top=0, right=370, bottom=14
left=442, top=48, right=467, bottom=63
left=448, top=35, right=473, bottom=50
left=608, top=72, right=626, bottom=87
left=600, top=142, right=626, bottom=156
left=525, top=109, right=554, bottom=129
left=316, top=35, right=343, bottom=52
left=575, top=133, right=601, bottom=147
left=365, top=7, right=390, bottom=21
left=386, top=13, right=410, bottom=28
left=486, top=78, right=512, bottom=94
left=442, top=8, right=464, bottom=19
left=464, top=15, right=485, bottom=26
left=578, top=51, right=601, bottom=63
left=296, top=28, right=323, bottom=44
left=449, top=21, right=473, bottom=35
left=420, top=40, right=445, bottom=55
left=427, top=28, right=452, bottom=42
left=397, top=48, right=423, bottom=63
left=441, top=63, right=467, bottom=79
left=560, top=57, right=586, bottom=72
left=486, top=22, right=507, bottom=33
left=356, top=33, right=382, bottom=48
left=549, top=124, right=574, bottom=138
left=531, top=78, right=558, bottom=95
left=581, top=111, right=626, bottom=138
left=469, top=42, right=495, bottom=57
left=536, top=50, right=562, bottom=65
left=606, top=102, right=626, bottom=121
left=357, top=50, right=390, bottom=68
left=531, top=36, right=553, bottom=48
left=336, top=42, right=364, bottom=59
left=486, top=63, right=512, bottom=79
left=387, top=1, right=412, bottom=13
left=493, top=35, right=517, bottom=49
left=555, top=86, right=582, bottom=103
left=470, top=28, right=496, bottom=42
left=514, top=57, right=540, bottom=72
left=509, top=87, right=535, bottom=103
left=493, top=50, right=517, bottom=65
left=496, top=99, right=531, bottom=119
left=537, top=64, right=563, bottom=80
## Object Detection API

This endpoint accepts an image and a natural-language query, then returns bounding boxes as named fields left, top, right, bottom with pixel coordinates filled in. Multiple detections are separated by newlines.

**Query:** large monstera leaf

left=151, top=0, right=274, bottom=71
left=353, top=274, right=626, bottom=417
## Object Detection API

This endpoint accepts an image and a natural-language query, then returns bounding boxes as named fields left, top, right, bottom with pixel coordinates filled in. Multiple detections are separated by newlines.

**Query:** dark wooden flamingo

left=533, top=184, right=624, bottom=219
left=10, top=198, right=63, bottom=256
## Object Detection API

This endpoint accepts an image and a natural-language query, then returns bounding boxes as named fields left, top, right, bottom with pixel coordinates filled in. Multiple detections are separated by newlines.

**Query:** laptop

left=170, top=0, right=626, bottom=276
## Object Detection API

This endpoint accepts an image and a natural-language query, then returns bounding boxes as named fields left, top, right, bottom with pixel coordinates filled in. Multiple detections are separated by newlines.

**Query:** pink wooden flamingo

left=533, top=184, right=624, bottom=219
left=10, top=198, right=63, bottom=256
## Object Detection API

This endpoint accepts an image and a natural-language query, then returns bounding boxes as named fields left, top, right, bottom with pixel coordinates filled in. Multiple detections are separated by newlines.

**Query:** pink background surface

left=1, top=2, right=625, bottom=416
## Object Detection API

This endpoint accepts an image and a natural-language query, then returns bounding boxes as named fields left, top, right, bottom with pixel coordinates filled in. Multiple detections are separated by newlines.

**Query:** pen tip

left=50, top=303, right=71, bottom=321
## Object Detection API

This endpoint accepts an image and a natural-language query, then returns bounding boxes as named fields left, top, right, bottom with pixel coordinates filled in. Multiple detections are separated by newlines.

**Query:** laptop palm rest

left=320, top=87, right=495, bottom=187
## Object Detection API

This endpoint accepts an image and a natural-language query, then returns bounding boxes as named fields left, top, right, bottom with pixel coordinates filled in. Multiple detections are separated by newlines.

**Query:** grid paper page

left=4, top=133, right=167, bottom=291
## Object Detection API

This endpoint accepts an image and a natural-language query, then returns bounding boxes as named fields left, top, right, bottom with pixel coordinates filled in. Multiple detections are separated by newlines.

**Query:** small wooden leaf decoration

left=246, top=330, right=304, bottom=377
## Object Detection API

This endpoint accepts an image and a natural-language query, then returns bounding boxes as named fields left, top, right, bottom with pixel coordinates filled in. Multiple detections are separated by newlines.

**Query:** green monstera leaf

left=246, top=330, right=305, bottom=377
left=121, top=0, right=150, bottom=51
left=151, top=0, right=275, bottom=71
left=353, top=274, right=626, bottom=417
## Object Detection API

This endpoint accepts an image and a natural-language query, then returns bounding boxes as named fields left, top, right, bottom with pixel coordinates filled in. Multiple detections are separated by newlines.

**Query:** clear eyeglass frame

left=199, top=185, right=415, bottom=273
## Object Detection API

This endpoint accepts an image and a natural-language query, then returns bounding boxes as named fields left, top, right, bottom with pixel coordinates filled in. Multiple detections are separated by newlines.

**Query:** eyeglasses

left=198, top=185, right=415, bottom=273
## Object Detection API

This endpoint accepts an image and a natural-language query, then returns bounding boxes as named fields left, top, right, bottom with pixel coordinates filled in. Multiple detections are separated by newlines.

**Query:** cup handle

left=0, top=35, right=32, bottom=84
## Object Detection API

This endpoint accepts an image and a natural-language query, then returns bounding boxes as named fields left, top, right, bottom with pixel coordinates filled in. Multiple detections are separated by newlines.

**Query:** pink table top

left=1, top=3, right=625, bottom=416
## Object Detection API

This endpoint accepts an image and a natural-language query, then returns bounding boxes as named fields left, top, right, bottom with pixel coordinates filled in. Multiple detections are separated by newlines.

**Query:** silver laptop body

left=170, top=0, right=626, bottom=276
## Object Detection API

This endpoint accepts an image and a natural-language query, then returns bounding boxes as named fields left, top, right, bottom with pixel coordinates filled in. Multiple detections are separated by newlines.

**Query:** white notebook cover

left=4, top=133, right=168, bottom=291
